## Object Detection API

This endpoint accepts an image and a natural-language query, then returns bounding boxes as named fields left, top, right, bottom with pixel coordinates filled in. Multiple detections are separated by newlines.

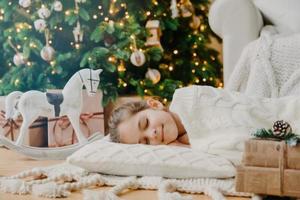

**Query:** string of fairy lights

left=0, top=0, right=223, bottom=95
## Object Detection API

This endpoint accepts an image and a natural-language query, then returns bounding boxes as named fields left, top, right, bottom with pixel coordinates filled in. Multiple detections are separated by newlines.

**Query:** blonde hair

left=108, top=100, right=150, bottom=143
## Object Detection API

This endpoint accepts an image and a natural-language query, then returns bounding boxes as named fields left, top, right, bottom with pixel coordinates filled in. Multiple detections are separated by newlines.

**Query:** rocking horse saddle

left=46, top=92, right=64, bottom=117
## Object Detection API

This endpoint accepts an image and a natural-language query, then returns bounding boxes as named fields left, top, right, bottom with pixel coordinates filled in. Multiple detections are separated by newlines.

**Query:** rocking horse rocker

left=0, top=68, right=104, bottom=160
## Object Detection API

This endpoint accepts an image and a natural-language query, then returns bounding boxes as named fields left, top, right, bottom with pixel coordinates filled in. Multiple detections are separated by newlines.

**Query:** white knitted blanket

left=0, top=162, right=252, bottom=200
left=226, top=26, right=300, bottom=97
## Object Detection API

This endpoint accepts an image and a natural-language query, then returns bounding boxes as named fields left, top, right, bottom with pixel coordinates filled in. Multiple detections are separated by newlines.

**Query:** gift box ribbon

left=0, top=110, right=46, bottom=141
left=48, top=112, right=104, bottom=146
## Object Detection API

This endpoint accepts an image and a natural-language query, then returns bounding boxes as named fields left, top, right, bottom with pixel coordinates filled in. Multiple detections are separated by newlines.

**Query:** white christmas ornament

left=53, top=1, right=63, bottom=12
left=130, top=50, right=146, bottom=67
left=73, top=21, right=84, bottom=42
left=146, top=68, right=161, bottom=84
left=19, top=0, right=31, bottom=8
left=38, top=7, right=51, bottom=19
left=34, top=19, right=47, bottom=31
left=170, top=0, right=179, bottom=18
left=40, top=45, right=55, bottom=61
left=13, top=53, right=26, bottom=66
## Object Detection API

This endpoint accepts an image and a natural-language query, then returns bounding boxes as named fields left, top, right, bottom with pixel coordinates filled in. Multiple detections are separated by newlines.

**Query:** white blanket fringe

left=0, top=163, right=252, bottom=199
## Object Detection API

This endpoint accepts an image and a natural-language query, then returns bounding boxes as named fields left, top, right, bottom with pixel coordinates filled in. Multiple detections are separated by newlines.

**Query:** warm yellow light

left=173, top=50, right=178, bottom=55
left=195, top=78, right=200, bottom=83
left=51, top=70, right=56, bottom=74
left=16, top=28, right=20, bottom=33
left=209, top=77, right=213, bottom=81
left=144, top=89, right=148, bottom=93
left=195, top=61, right=199, bottom=66
left=26, top=9, right=30, bottom=13
left=119, top=22, right=124, bottom=27
left=100, top=12, right=104, bottom=16
left=0, top=16, right=3, bottom=20
left=123, top=83, right=127, bottom=87
left=59, top=27, right=63, bottom=31
left=75, top=43, right=80, bottom=49
left=49, top=40, right=52, bottom=44
left=163, top=98, right=167, bottom=103
left=8, top=62, right=12, bottom=66
left=203, top=78, right=207, bottom=82
left=140, top=81, right=144, bottom=85
left=88, top=57, right=92, bottom=61
left=109, top=9, right=114, bottom=14
left=193, top=53, right=197, bottom=57
left=192, top=69, right=195, bottom=73
left=17, top=45, right=21, bottom=49
left=8, top=36, right=12, bottom=40
left=203, top=61, right=208, bottom=65
left=108, top=56, right=115, bottom=62
left=0, top=9, right=4, bottom=14
left=14, top=79, right=19, bottom=85
left=70, top=42, right=74, bottom=46
left=50, top=61, right=55, bottom=66
left=27, top=61, right=31, bottom=66
left=121, top=3, right=126, bottom=8
left=104, top=17, right=109, bottom=21
left=146, top=11, right=151, bottom=16
left=168, top=66, right=174, bottom=71
left=125, top=15, right=129, bottom=19
left=98, top=5, right=102, bottom=9
left=202, top=67, right=206, bottom=71
left=65, top=10, right=70, bottom=16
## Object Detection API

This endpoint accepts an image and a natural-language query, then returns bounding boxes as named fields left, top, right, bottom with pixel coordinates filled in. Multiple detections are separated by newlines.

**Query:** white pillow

left=67, top=140, right=236, bottom=179
left=253, top=0, right=300, bottom=34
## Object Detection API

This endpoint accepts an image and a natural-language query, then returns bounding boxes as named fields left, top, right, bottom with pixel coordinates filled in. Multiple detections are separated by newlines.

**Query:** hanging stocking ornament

left=145, top=20, right=163, bottom=51
left=19, top=0, right=31, bottom=8
left=38, top=7, right=51, bottom=19
left=130, top=36, right=146, bottom=67
left=145, top=68, right=161, bottom=84
left=8, top=40, right=26, bottom=66
left=40, top=29, right=55, bottom=61
left=179, top=0, right=194, bottom=18
left=73, top=21, right=84, bottom=43
left=170, top=0, right=179, bottom=18
left=53, top=1, right=63, bottom=12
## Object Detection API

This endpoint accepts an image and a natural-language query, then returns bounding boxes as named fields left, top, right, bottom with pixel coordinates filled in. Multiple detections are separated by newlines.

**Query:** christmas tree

left=0, top=0, right=222, bottom=106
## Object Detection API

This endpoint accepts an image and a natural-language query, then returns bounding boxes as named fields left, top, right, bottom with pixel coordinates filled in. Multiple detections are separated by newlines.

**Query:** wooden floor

left=0, top=147, right=250, bottom=200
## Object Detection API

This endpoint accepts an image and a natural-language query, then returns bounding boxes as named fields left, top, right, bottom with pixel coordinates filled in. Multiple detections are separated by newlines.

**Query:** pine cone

left=272, top=120, right=292, bottom=137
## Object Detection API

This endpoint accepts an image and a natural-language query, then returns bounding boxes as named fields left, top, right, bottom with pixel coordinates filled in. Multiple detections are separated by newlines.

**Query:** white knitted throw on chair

left=226, top=26, right=300, bottom=97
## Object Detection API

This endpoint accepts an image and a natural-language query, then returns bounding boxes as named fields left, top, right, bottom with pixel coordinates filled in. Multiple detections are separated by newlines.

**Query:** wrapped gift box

left=47, top=89, right=104, bottom=147
left=0, top=96, right=48, bottom=147
left=236, top=139, right=300, bottom=197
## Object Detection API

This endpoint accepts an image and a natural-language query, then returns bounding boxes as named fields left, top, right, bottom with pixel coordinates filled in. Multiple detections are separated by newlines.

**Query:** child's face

left=117, top=108, right=179, bottom=145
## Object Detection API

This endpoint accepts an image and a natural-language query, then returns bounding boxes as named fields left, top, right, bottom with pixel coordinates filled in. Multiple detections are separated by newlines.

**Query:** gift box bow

left=49, top=112, right=104, bottom=145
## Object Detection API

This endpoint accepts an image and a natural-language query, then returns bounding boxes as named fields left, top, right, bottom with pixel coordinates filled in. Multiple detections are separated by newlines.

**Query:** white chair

left=208, top=0, right=300, bottom=85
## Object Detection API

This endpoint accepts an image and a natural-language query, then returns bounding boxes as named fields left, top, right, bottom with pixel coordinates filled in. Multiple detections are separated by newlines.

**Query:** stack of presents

left=236, top=139, right=300, bottom=198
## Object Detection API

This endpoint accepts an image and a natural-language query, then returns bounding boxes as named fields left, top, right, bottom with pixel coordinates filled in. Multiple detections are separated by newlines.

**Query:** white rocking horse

left=0, top=68, right=104, bottom=160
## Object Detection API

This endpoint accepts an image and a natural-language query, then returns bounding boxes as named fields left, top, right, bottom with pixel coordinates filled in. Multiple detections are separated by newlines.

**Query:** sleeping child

left=108, top=85, right=300, bottom=165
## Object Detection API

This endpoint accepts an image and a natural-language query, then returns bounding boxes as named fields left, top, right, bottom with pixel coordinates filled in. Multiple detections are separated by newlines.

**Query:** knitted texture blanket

left=0, top=162, right=251, bottom=200
left=226, top=26, right=300, bottom=97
